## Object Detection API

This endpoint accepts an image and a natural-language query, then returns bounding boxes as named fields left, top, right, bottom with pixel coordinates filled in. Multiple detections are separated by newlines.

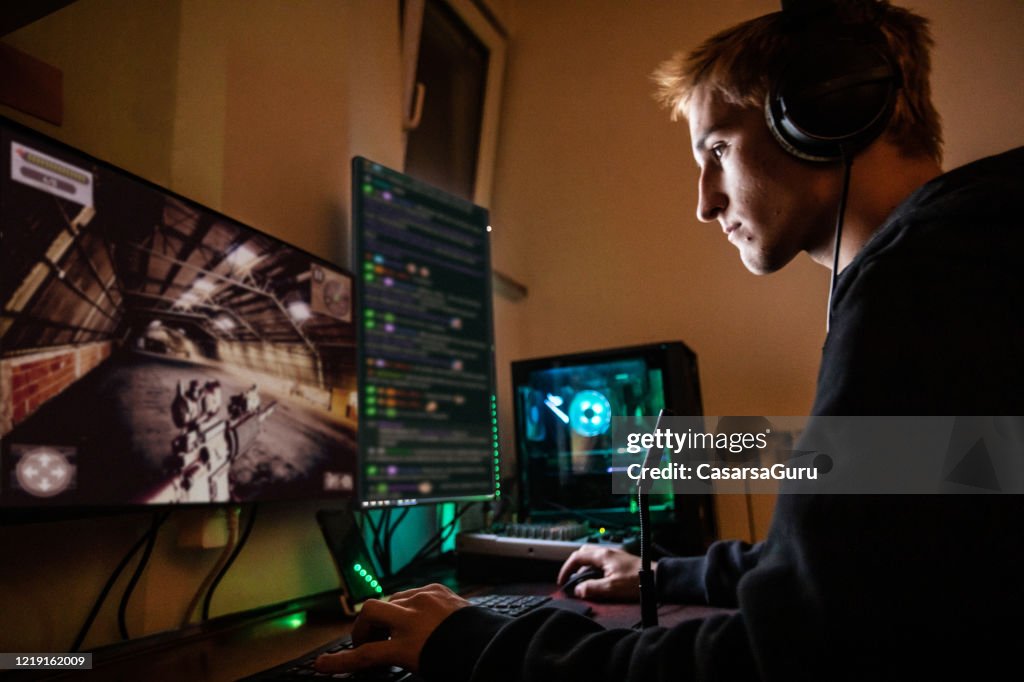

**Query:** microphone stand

left=638, top=408, right=673, bottom=629
left=637, top=487, right=658, bottom=628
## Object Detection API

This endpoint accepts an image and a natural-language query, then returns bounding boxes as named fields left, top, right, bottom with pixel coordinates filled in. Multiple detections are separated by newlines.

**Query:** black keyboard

left=465, top=593, right=552, bottom=616
left=241, top=594, right=574, bottom=680
left=239, top=637, right=419, bottom=681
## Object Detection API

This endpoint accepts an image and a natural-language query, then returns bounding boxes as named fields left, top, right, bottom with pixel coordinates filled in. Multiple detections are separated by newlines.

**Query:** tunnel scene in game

left=1, top=125, right=358, bottom=507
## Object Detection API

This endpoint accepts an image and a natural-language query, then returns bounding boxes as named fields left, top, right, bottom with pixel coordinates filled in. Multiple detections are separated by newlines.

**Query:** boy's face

left=686, top=87, right=839, bottom=274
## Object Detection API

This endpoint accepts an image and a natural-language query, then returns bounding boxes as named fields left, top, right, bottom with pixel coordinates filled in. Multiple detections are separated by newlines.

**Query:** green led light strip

left=491, top=394, right=501, bottom=497
left=352, top=562, right=384, bottom=594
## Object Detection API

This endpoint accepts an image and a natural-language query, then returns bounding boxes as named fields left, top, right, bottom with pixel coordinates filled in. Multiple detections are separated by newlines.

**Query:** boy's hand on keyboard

left=315, top=583, right=469, bottom=675
left=557, top=545, right=654, bottom=602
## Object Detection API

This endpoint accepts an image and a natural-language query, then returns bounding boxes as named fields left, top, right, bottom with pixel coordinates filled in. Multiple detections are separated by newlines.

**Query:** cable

left=638, top=408, right=672, bottom=630
left=201, top=503, right=259, bottom=622
left=387, top=507, right=411, bottom=543
left=826, top=149, right=855, bottom=332
left=369, top=506, right=413, bottom=578
left=421, top=504, right=471, bottom=559
left=357, top=509, right=386, bottom=578
left=180, top=508, right=241, bottom=628
left=363, top=508, right=383, bottom=559
left=638, top=484, right=657, bottom=628
left=399, top=513, right=459, bottom=575
left=382, top=507, right=410, bottom=576
left=117, top=511, right=171, bottom=640
left=429, top=512, right=461, bottom=554
left=399, top=502, right=475, bottom=574
left=70, top=512, right=170, bottom=652
left=378, top=507, right=389, bottom=577
left=362, top=508, right=394, bottom=578
left=379, top=508, right=389, bottom=575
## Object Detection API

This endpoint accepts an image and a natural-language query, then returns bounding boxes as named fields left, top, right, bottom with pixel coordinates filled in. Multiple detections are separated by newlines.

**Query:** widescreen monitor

left=511, top=341, right=715, bottom=553
left=352, top=157, right=498, bottom=509
left=0, top=118, right=358, bottom=510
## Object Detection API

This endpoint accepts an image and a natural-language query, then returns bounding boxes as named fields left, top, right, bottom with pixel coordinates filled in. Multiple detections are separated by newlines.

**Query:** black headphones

left=766, top=0, right=901, bottom=162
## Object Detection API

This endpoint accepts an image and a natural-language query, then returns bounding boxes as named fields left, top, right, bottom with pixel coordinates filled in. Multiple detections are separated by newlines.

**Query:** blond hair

left=652, top=1, right=942, bottom=163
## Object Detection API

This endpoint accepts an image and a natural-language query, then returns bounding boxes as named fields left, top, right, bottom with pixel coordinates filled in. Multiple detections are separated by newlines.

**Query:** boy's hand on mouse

left=557, top=545, right=656, bottom=602
left=315, top=583, right=469, bottom=675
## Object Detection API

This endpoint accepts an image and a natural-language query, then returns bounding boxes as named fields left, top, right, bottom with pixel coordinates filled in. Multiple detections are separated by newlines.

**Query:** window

left=401, top=0, right=506, bottom=206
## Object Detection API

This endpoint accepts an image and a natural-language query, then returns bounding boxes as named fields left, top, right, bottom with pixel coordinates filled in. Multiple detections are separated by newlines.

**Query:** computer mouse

left=561, top=567, right=604, bottom=598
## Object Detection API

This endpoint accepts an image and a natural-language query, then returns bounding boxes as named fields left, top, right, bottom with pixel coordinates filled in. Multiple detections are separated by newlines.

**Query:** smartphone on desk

left=316, top=504, right=384, bottom=616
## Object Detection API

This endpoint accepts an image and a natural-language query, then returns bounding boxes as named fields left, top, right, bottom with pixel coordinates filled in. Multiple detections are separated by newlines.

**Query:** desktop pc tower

left=457, top=341, right=718, bottom=582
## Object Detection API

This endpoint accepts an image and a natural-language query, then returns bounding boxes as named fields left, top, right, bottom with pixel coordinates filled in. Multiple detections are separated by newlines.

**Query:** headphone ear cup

left=767, top=34, right=900, bottom=162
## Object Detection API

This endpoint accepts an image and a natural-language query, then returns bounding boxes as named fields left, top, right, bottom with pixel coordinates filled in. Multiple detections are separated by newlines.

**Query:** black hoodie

left=419, top=147, right=1024, bottom=682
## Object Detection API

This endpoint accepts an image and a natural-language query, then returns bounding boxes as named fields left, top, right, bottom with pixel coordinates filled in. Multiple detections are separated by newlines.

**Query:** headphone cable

left=826, top=149, right=855, bottom=332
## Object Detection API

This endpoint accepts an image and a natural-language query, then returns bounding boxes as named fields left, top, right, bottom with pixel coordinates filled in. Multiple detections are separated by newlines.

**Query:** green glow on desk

left=287, top=613, right=306, bottom=629
left=247, top=612, right=311, bottom=640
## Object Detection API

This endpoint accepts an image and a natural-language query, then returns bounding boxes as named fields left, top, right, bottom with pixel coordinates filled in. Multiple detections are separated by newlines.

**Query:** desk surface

left=38, top=581, right=727, bottom=681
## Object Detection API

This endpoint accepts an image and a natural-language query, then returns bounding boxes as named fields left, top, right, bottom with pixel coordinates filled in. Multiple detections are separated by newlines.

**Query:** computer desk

left=30, top=579, right=730, bottom=681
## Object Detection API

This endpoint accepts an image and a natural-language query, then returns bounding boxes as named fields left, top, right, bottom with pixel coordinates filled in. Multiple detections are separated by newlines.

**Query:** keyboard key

left=467, top=594, right=551, bottom=616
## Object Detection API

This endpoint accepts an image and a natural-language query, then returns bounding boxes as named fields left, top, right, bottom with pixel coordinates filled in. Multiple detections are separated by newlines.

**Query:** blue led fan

left=569, top=390, right=612, bottom=437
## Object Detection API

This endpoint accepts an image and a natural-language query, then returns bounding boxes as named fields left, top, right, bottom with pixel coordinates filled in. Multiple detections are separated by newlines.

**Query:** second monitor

left=352, top=157, right=498, bottom=509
